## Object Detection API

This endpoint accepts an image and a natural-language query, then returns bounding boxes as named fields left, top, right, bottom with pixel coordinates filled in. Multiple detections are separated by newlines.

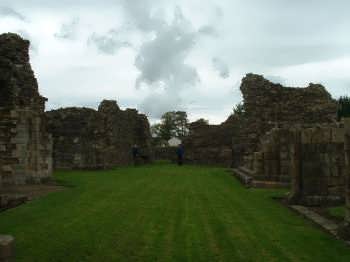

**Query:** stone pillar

left=288, top=130, right=302, bottom=204
left=0, top=235, right=14, bottom=262
left=344, top=119, right=350, bottom=225
left=338, top=118, right=350, bottom=239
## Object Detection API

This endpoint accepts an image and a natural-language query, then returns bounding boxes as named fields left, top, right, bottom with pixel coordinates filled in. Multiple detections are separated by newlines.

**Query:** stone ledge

left=290, top=205, right=350, bottom=245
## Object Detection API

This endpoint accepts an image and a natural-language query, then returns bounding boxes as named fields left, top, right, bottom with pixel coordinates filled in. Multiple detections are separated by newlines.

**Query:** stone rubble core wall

left=45, top=100, right=153, bottom=169
left=182, top=120, right=234, bottom=167
left=233, top=73, right=337, bottom=168
left=0, top=33, right=52, bottom=187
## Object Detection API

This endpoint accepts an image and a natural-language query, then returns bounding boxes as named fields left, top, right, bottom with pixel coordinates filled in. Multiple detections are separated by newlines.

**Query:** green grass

left=1, top=163, right=350, bottom=261
left=328, top=206, right=346, bottom=220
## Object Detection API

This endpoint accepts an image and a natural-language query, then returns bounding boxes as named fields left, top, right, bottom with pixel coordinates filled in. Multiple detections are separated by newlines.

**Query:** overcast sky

left=1, top=0, right=349, bottom=124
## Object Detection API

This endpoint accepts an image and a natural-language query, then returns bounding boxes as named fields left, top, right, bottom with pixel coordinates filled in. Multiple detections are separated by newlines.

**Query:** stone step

left=290, top=205, right=338, bottom=236
left=238, top=166, right=255, bottom=177
left=232, top=168, right=253, bottom=187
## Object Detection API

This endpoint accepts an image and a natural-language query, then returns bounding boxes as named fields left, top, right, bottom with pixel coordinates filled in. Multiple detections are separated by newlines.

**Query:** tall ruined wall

left=183, top=73, right=336, bottom=167
left=233, top=73, right=337, bottom=167
left=0, top=33, right=52, bottom=186
left=46, top=100, right=152, bottom=169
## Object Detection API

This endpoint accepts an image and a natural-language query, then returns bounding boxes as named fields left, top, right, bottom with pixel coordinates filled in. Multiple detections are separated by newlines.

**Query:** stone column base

left=0, top=235, right=14, bottom=262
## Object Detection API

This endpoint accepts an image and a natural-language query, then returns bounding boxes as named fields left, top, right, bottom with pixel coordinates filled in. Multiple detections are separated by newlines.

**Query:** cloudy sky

left=1, top=0, right=349, bottom=124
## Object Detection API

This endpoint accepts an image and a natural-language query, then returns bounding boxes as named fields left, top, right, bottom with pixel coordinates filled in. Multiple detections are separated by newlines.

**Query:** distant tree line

left=337, top=96, right=350, bottom=120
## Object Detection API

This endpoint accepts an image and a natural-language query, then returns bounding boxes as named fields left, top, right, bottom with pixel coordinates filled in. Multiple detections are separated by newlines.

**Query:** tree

left=232, top=103, right=245, bottom=116
left=174, top=111, right=189, bottom=138
left=337, top=96, right=350, bottom=120
left=151, top=111, right=189, bottom=144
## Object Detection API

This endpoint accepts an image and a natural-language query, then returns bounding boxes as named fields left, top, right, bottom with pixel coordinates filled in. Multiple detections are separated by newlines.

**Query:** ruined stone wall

left=46, top=100, right=152, bottom=169
left=0, top=33, right=52, bottom=186
left=153, top=147, right=177, bottom=162
left=233, top=74, right=337, bottom=167
left=182, top=73, right=337, bottom=167
left=249, top=128, right=296, bottom=183
left=183, top=120, right=233, bottom=166
left=283, top=126, right=346, bottom=206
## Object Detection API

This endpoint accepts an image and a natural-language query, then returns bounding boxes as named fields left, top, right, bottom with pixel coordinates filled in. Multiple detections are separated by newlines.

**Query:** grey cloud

left=139, top=91, right=184, bottom=119
left=121, top=0, right=165, bottom=32
left=88, top=30, right=132, bottom=55
left=212, top=57, right=230, bottom=79
left=55, top=17, right=80, bottom=40
left=198, top=25, right=218, bottom=37
left=0, top=6, right=26, bottom=21
left=121, top=3, right=203, bottom=117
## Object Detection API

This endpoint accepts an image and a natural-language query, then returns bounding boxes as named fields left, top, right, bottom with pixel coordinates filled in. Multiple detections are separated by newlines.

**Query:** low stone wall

left=153, top=147, right=177, bottom=162
left=240, top=124, right=346, bottom=205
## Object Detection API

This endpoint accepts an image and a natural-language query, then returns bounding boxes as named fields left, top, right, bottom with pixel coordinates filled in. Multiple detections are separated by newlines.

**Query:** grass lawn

left=328, top=206, right=346, bottom=220
left=1, top=163, right=350, bottom=261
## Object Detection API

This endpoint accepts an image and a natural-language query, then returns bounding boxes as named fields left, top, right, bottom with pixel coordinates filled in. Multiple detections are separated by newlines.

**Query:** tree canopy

left=151, top=111, right=189, bottom=144
left=337, top=96, right=350, bottom=119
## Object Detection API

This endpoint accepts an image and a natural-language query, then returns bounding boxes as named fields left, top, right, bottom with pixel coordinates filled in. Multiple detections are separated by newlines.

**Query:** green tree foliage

left=195, top=118, right=209, bottom=125
left=337, top=96, right=350, bottom=119
left=232, top=103, right=245, bottom=116
left=151, top=111, right=189, bottom=144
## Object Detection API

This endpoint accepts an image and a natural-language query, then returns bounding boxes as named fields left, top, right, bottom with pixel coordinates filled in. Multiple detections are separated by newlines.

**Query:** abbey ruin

left=0, top=33, right=350, bottom=240
left=0, top=33, right=153, bottom=210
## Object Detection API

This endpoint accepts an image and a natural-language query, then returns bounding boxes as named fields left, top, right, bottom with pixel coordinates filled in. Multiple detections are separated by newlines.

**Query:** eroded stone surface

left=0, top=33, right=52, bottom=188
left=233, top=74, right=337, bottom=167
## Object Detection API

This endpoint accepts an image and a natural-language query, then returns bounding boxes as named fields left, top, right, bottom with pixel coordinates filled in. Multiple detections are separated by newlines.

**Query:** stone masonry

left=182, top=119, right=234, bottom=167
left=46, top=100, right=152, bottom=169
left=0, top=33, right=52, bottom=187
left=287, top=126, right=346, bottom=205
left=341, top=118, right=350, bottom=238
left=233, top=73, right=337, bottom=168
left=183, top=73, right=337, bottom=168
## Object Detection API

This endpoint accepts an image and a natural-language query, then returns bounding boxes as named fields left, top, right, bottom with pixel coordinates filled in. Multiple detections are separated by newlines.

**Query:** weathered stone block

left=0, top=235, right=14, bottom=261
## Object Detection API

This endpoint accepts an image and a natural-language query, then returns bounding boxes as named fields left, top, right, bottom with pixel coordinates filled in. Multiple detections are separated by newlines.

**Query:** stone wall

left=182, top=73, right=337, bottom=167
left=233, top=74, right=337, bottom=167
left=182, top=120, right=234, bottom=166
left=248, top=128, right=296, bottom=183
left=286, top=126, right=346, bottom=205
left=46, top=100, right=152, bottom=169
left=153, top=147, right=177, bottom=162
left=344, top=119, right=350, bottom=226
left=0, top=33, right=52, bottom=186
